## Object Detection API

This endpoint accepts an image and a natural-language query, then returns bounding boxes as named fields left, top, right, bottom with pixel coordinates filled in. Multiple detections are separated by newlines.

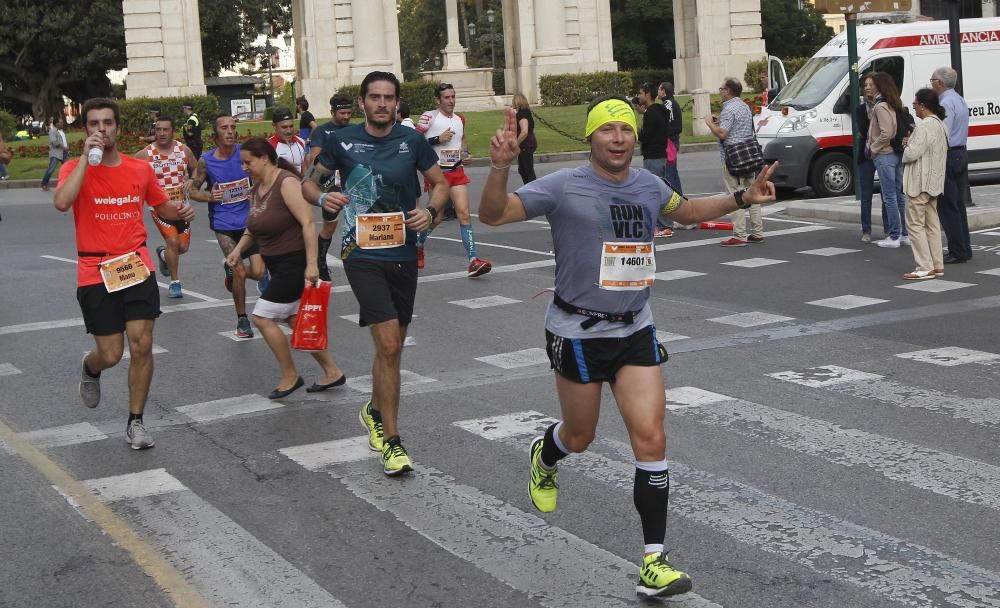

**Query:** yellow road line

left=0, top=419, right=211, bottom=608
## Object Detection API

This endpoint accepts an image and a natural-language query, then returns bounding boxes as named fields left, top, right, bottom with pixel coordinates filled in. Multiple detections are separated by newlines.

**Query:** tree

left=761, top=0, right=834, bottom=58
left=397, top=0, right=447, bottom=78
left=610, top=0, right=674, bottom=70
left=199, top=0, right=292, bottom=77
left=0, top=0, right=126, bottom=120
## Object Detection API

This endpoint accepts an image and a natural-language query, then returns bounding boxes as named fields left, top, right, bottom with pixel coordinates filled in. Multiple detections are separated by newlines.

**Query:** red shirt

left=58, top=156, right=168, bottom=287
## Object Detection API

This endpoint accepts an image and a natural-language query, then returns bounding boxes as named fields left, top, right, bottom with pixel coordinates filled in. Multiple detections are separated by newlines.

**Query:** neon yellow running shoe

left=381, top=436, right=414, bottom=476
left=359, top=401, right=384, bottom=452
left=528, top=436, right=558, bottom=513
left=636, top=551, right=692, bottom=599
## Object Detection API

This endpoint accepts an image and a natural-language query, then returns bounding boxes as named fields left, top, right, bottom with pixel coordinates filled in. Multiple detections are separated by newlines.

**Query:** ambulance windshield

left=769, top=56, right=848, bottom=111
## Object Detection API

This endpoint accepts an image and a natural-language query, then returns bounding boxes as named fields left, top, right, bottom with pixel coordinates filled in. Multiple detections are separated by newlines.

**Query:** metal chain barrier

left=532, top=111, right=589, bottom=145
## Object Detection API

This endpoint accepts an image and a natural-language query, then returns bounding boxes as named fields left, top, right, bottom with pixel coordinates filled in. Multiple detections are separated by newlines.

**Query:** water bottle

left=87, top=146, right=103, bottom=166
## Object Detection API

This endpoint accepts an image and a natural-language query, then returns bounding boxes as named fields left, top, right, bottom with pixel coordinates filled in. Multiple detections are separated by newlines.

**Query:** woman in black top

left=513, top=93, right=537, bottom=184
left=296, top=96, right=317, bottom=141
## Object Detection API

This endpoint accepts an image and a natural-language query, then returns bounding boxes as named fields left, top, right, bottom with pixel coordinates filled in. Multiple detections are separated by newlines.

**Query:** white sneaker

left=875, top=237, right=901, bottom=249
left=125, top=419, right=155, bottom=450
left=900, top=236, right=911, bottom=246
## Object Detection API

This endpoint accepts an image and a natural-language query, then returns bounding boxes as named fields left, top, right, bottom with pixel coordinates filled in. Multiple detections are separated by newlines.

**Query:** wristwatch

left=734, top=189, right=751, bottom=209
left=425, top=206, right=438, bottom=222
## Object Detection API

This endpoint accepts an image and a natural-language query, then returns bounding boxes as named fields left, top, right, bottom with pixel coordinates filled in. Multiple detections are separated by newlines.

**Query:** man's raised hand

left=489, top=107, right=521, bottom=167
left=744, top=161, right=780, bottom=205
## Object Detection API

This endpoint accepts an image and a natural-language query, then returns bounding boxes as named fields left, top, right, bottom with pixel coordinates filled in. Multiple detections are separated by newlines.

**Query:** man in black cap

left=267, top=106, right=307, bottom=174
left=182, top=103, right=202, bottom=159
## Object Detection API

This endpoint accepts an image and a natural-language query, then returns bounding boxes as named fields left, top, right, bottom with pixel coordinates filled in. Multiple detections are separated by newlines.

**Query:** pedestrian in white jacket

left=901, top=88, right=949, bottom=280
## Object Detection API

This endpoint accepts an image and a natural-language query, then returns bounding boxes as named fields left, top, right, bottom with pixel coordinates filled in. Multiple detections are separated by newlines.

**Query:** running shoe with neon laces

left=156, top=245, right=169, bottom=276
left=467, top=257, right=492, bottom=278
left=257, top=269, right=270, bottom=295
left=167, top=281, right=183, bottom=298
left=528, top=436, right=558, bottom=513
left=235, top=316, right=254, bottom=338
left=636, top=551, right=692, bottom=599
left=125, top=419, right=155, bottom=450
left=417, top=246, right=425, bottom=270
left=79, top=354, right=101, bottom=408
left=381, top=436, right=414, bottom=476
left=223, top=262, right=234, bottom=293
left=359, top=400, right=384, bottom=451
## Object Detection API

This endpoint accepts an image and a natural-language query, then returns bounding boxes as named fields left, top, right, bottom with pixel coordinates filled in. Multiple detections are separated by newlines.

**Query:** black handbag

left=724, top=138, right=764, bottom=177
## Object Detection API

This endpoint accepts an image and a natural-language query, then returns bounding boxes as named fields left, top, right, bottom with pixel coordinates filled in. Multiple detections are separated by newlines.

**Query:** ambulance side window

left=863, top=57, right=904, bottom=94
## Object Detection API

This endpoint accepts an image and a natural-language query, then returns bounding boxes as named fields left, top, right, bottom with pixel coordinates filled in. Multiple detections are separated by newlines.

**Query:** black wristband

left=426, top=206, right=438, bottom=222
left=734, top=189, right=750, bottom=209
left=428, top=136, right=441, bottom=146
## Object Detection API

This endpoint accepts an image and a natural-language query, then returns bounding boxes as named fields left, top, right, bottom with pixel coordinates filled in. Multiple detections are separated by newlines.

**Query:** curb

left=0, top=143, right=722, bottom=186
left=785, top=196, right=1000, bottom=230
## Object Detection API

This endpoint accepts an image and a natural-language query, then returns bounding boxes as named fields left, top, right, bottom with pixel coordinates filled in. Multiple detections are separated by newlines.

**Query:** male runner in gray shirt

left=479, top=95, right=778, bottom=599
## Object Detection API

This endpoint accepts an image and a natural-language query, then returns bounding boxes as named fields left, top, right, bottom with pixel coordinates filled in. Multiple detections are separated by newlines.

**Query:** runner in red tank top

left=135, top=116, right=196, bottom=298
left=54, top=98, right=195, bottom=451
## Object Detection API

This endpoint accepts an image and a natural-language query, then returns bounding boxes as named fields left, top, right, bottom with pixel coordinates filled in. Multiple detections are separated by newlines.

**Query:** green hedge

left=627, top=69, right=674, bottom=93
left=744, top=57, right=811, bottom=93
left=117, top=95, right=220, bottom=145
left=0, top=110, right=16, bottom=140
left=783, top=57, right=809, bottom=79
left=539, top=71, right=633, bottom=106
left=334, top=80, right=443, bottom=119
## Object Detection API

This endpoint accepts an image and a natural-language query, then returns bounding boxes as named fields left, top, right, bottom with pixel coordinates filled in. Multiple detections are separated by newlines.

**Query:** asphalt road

left=2, top=161, right=999, bottom=608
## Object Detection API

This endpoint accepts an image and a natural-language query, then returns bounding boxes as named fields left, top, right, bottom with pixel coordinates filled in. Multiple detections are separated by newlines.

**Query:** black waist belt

left=78, top=241, right=146, bottom=258
left=553, top=294, right=640, bottom=330
left=949, top=145, right=966, bottom=150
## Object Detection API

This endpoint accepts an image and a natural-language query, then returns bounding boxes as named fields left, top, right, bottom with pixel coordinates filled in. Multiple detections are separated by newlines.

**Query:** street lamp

left=262, top=23, right=274, bottom=105
left=468, top=21, right=476, bottom=45
left=486, top=9, right=496, bottom=70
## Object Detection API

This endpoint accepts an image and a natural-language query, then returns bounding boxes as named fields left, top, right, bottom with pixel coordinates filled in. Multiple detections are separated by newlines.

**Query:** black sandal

left=306, top=374, right=347, bottom=393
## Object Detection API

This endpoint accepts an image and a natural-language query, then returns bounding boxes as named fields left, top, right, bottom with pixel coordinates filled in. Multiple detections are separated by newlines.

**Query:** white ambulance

left=756, top=17, right=1000, bottom=197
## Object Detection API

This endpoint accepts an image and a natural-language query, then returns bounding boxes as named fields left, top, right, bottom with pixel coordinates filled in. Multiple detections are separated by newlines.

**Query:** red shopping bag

left=291, top=280, right=332, bottom=351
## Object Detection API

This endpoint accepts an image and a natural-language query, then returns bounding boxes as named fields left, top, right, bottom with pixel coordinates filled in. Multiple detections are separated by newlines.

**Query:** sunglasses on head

left=436, top=83, right=454, bottom=93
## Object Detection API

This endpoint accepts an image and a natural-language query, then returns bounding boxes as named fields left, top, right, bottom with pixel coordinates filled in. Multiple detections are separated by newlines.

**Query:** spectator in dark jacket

left=856, top=85, right=881, bottom=242
left=637, top=82, right=673, bottom=237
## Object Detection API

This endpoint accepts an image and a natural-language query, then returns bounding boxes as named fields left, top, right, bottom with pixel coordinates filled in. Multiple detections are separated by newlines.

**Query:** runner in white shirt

left=268, top=107, right=307, bottom=174
left=415, top=84, right=492, bottom=277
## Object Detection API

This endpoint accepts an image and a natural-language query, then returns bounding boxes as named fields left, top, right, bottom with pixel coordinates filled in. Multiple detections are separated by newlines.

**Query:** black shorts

left=343, top=259, right=418, bottom=327
left=545, top=325, right=667, bottom=384
left=77, top=274, right=161, bottom=336
left=214, top=229, right=260, bottom=258
left=262, top=250, right=307, bottom=303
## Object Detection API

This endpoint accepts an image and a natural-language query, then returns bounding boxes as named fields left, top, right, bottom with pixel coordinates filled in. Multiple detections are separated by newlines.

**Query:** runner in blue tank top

left=189, top=114, right=268, bottom=338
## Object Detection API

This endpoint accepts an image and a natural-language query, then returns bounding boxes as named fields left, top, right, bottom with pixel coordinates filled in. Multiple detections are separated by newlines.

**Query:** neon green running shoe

left=636, top=551, right=692, bottom=599
left=381, top=436, right=414, bottom=476
left=528, top=436, right=558, bottom=513
left=359, top=401, right=384, bottom=452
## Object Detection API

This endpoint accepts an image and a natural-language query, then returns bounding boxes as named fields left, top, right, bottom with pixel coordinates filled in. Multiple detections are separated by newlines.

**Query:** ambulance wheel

left=810, top=152, right=853, bottom=198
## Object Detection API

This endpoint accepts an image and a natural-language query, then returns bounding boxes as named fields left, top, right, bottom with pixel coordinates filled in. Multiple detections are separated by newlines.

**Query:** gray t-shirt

left=48, top=125, right=66, bottom=160
left=516, top=165, right=673, bottom=338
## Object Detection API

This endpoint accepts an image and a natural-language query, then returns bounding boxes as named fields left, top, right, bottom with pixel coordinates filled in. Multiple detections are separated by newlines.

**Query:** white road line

left=761, top=216, right=818, bottom=225
left=655, top=270, right=706, bottom=281
left=666, top=387, right=1000, bottom=510
left=81, top=469, right=349, bottom=608
left=217, top=326, right=292, bottom=341
left=655, top=225, right=828, bottom=252
left=428, top=235, right=554, bottom=256
left=454, top=412, right=1000, bottom=608
left=280, top=437, right=723, bottom=608
left=798, top=247, right=861, bottom=256
left=895, top=346, right=1000, bottom=367
left=345, top=370, right=436, bottom=394
left=449, top=295, right=522, bottom=308
left=720, top=257, right=788, bottom=268
left=807, top=295, right=890, bottom=310
left=977, top=268, right=1000, bottom=276
left=82, top=345, right=167, bottom=360
left=769, top=365, right=1000, bottom=428
left=176, top=394, right=281, bottom=423
left=656, top=330, right=690, bottom=342
left=894, top=279, right=977, bottom=293
left=707, top=312, right=794, bottom=328
left=40, top=254, right=78, bottom=264
left=20, top=422, right=107, bottom=449
left=0, top=363, right=22, bottom=376
left=475, top=348, right=549, bottom=369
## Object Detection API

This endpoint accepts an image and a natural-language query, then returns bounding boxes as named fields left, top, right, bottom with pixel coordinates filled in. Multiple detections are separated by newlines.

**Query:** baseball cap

left=271, top=107, right=293, bottom=123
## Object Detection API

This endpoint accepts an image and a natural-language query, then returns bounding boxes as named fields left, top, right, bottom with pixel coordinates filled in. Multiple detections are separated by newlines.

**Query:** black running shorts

left=214, top=229, right=260, bottom=258
left=343, top=259, right=418, bottom=327
left=545, top=325, right=667, bottom=384
left=77, top=274, right=161, bottom=336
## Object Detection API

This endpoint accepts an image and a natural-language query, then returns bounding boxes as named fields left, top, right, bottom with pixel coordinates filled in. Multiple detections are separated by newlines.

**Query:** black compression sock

left=128, top=413, right=143, bottom=424
left=634, top=467, right=670, bottom=546
left=540, top=422, right=569, bottom=468
left=83, top=360, right=101, bottom=378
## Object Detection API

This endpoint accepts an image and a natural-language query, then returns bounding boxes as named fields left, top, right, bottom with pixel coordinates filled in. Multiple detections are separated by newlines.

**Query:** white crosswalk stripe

left=0, top=363, right=22, bottom=376
left=280, top=436, right=723, bottom=608
left=707, top=312, right=794, bottom=327
left=454, top=412, right=1000, bottom=608
left=807, top=295, right=890, bottom=309
left=895, top=346, right=1000, bottom=367
left=895, top=280, right=976, bottom=293
left=768, top=365, right=1000, bottom=428
left=475, top=348, right=549, bottom=369
left=79, top=469, right=350, bottom=608
left=664, top=387, right=1000, bottom=509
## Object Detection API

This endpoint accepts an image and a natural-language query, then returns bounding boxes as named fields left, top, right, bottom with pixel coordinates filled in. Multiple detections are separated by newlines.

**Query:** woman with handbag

left=865, top=72, right=907, bottom=248
left=705, top=78, right=764, bottom=247
left=900, top=88, right=949, bottom=280
left=226, top=137, right=345, bottom=399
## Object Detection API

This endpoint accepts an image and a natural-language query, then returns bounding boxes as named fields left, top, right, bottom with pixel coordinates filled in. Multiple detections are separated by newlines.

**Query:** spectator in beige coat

left=901, top=88, right=949, bottom=280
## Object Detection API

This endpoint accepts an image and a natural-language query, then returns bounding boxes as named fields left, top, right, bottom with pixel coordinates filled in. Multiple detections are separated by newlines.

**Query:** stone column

left=533, top=0, right=567, bottom=53
left=123, top=0, right=206, bottom=98
left=442, top=0, right=469, bottom=70
left=672, top=0, right=766, bottom=93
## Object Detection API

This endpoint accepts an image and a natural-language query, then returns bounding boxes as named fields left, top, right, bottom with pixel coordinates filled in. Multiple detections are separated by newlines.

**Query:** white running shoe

left=125, top=419, right=155, bottom=450
left=875, top=237, right=901, bottom=249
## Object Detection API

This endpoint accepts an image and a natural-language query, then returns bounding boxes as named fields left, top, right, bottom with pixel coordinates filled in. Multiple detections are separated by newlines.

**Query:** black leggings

left=518, top=148, right=536, bottom=184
